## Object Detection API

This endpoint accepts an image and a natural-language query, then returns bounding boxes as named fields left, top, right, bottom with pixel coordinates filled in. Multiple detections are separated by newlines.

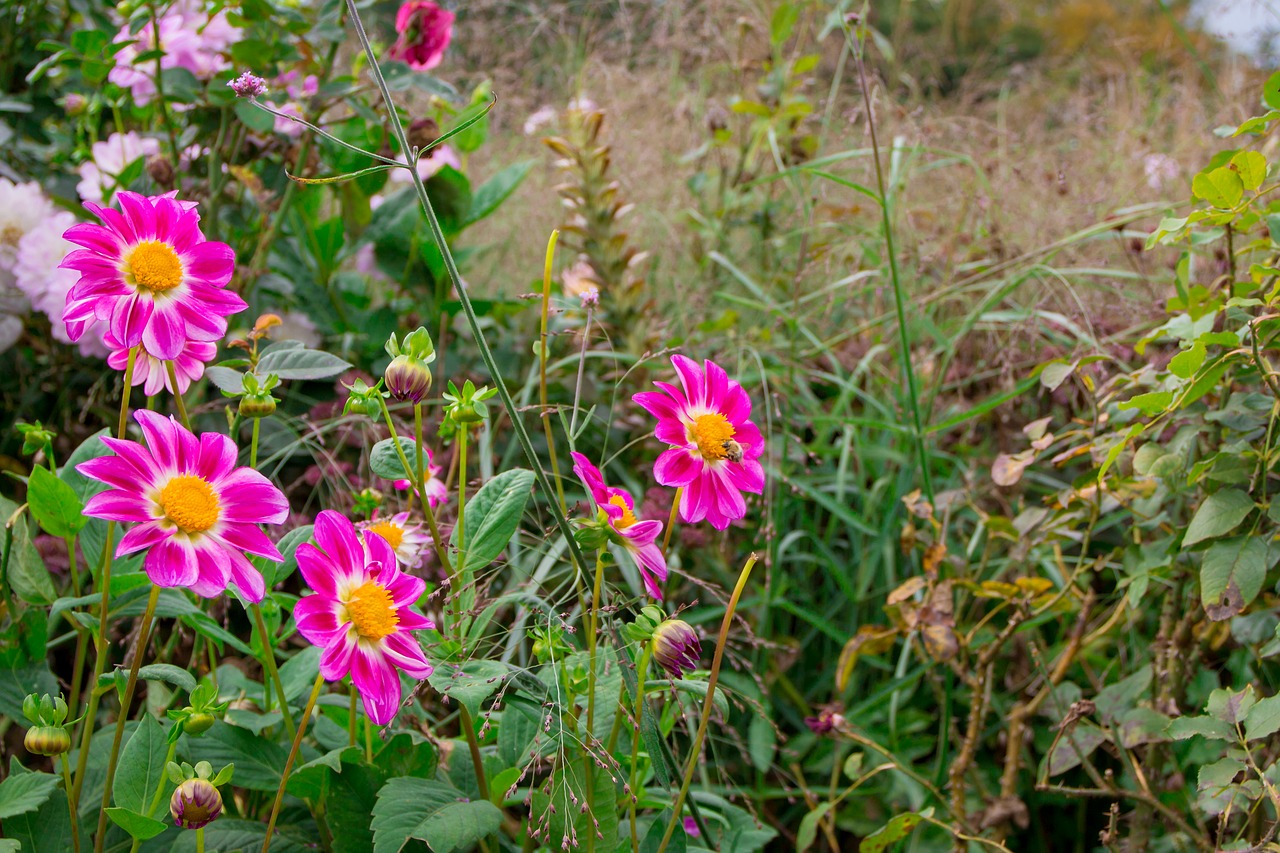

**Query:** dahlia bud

left=183, top=712, right=216, bottom=736
left=24, top=725, right=71, bottom=756
left=238, top=393, right=277, bottom=419
left=804, top=703, right=846, bottom=735
left=652, top=620, right=701, bottom=679
left=384, top=354, right=433, bottom=404
left=228, top=71, right=268, bottom=98
left=170, top=778, right=223, bottom=829
left=407, top=117, right=441, bottom=152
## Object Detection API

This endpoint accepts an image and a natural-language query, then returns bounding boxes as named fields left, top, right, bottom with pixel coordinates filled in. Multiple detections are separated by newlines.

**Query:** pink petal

left=145, top=537, right=200, bottom=588
left=293, top=593, right=344, bottom=645
left=352, top=646, right=403, bottom=726
left=84, top=490, right=153, bottom=523
left=134, top=410, right=180, bottom=469
left=671, top=354, right=707, bottom=407
left=142, top=303, right=186, bottom=361
left=217, top=523, right=283, bottom=562
left=191, top=540, right=232, bottom=598
left=196, top=432, right=238, bottom=482
left=116, top=521, right=170, bottom=556
left=381, top=633, right=433, bottom=679
left=319, top=632, right=358, bottom=681
left=226, top=548, right=265, bottom=603
left=654, top=448, right=702, bottom=487
left=314, top=511, right=365, bottom=577
left=296, top=544, right=340, bottom=597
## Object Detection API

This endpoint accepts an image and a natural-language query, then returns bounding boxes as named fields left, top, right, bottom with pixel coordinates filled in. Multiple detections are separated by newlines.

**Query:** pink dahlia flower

left=388, top=447, right=449, bottom=509
left=570, top=452, right=667, bottom=599
left=14, top=210, right=111, bottom=358
left=77, top=410, right=289, bottom=601
left=360, top=511, right=432, bottom=569
left=60, top=192, right=246, bottom=361
left=633, top=355, right=765, bottom=530
left=293, top=511, right=435, bottom=725
left=104, top=330, right=216, bottom=396
left=387, top=1, right=454, bottom=71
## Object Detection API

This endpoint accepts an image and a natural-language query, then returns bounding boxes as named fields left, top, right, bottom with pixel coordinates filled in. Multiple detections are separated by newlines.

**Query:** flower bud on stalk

left=170, top=778, right=223, bottom=829
left=22, top=692, right=71, bottom=755
left=25, top=726, right=71, bottom=756
left=652, top=619, right=701, bottom=679
left=383, top=327, right=437, bottom=404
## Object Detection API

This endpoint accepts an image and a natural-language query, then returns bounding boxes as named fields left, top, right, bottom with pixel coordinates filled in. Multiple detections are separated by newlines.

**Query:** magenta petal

left=633, top=390, right=682, bottom=422
left=110, top=293, right=153, bottom=348
left=386, top=572, right=426, bottom=608
left=226, top=548, right=265, bottom=603
left=191, top=540, right=232, bottom=598
left=296, top=544, right=339, bottom=597
left=671, top=354, right=707, bottom=406
left=145, top=538, right=200, bottom=588
left=78, top=455, right=147, bottom=491
left=622, top=519, right=662, bottom=547
left=381, top=633, right=433, bottom=679
left=142, top=303, right=185, bottom=360
left=725, top=458, right=765, bottom=494
left=135, top=410, right=180, bottom=469
left=679, top=476, right=710, bottom=525
left=182, top=241, right=236, bottom=285
left=364, top=534, right=398, bottom=577
left=314, top=511, right=365, bottom=577
left=218, top=524, right=283, bottom=562
left=352, top=646, right=402, bottom=726
left=117, top=522, right=170, bottom=556
left=653, top=448, right=702, bottom=487
left=293, top=594, right=343, bottom=645
left=319, top=632, right=358, bottom=682
left=396, top=608, right=435, bottom=632
left=84, top=491, right=153, bottom=523
left=196, top=432, right=238, bottom=483
left=218, top=470, right=288, bottom=524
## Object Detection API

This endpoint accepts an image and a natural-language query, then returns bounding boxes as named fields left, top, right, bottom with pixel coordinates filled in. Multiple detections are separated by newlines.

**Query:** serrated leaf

left=1246, top=694, right=1280, bottom=740
left=255, top=347, right=351, bottom=381
left=1200, top=536, right=1269, bottom=620
left=1183, top=489, right=1254, bottom=547
left=371, top=777, right=503, bottom=853
left=0, top=770, right=59, bottom=819
left=1094, top=665, right=1151, bottom=724
left=26, top=466, right=85, bottom=537
left=1208, top=685, right=1256, bottom=724
left=452, top=468, right=535, bottom=572
left=1167, top=714, right=1234, bottom=741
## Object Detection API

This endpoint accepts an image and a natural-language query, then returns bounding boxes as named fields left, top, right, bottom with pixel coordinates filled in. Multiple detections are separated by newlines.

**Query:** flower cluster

left=108, top=0, right=239, bottom=105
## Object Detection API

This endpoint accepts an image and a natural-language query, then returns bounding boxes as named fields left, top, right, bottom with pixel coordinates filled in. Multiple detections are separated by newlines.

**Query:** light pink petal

left=352, top=646, right=403, bottom=726
left=191, top=539, right=232, bottom=598
left=225, top=547, right=265, bottom=603
left=314, top=510, right=366, bottom=577
left=142, top=303, right=186, bottom=361
left=319, top=632, right=358, bottom=682
left=145, top=537, right=200, bottom=588
left=654, top=448, right=702, bottom=487
left=134, top=410, right=180, bottom=470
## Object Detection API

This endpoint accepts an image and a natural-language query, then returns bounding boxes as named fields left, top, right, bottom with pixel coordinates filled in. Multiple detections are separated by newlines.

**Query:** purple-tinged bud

left=804, top=703, right=846, bottom=736
left=228, top=71, right=268, bottom=98
left=24, top=726, right=71, bottom=756
left=171, top=778, right=223, bottom=829
left=652, top=620, right=701, bottom=679
left=384, top=354, right=433, bottom=404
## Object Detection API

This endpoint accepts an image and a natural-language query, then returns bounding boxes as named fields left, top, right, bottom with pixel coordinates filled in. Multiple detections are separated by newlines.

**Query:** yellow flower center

left=366, top=520, right=405, bottom=551
left=688, top=413, right=736, bottom=461
left=345, top=580, right=399, bottom=641
left=607, top=495, right=638, bottom=529
left=126, top=240, right=184, bottom=293
left=158, top=475, right=220, bottom=533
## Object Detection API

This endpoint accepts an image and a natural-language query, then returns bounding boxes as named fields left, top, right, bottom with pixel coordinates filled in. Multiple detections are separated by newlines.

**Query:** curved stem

left=61, top=753, right=81, bottom=853
left=538, top=231, right=568, bottom=515
left=382, top=397, right=453, bottom=577
left=95, top=583, right=162, bottom=852
left=74, top=345, right=139, bottom=808
left=655, top=553, right=758, bottom=853
left=262, top=673, right=326, bottom=853
left=627, top=647, right=652, bottom=853
left=250, top=603, right=296, bottom=739
left=144, top=741, right=178, bottom=818
left=164, top=361, right=191, bottom=431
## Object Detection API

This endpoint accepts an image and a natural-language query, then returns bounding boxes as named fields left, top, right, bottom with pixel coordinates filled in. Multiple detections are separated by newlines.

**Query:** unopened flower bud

left=652, top=620, right=701, bottom=679
left=24, top=725, right=71, bottom=756
left=804, top=704, right=846, bottom=735
left=171, top=778, right=223, bottom=829
left=238, top=393, right=277, bottom=419
left=183, top=712, right=216, bottom=736
left=407, top=117, right=441, bottom=152
left=146, top=154, right=174, bottom=187
left=384, top=354, right=433, bottom=404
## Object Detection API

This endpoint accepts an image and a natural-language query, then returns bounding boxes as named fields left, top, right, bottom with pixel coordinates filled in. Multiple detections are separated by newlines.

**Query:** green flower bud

left=24, top=725, right=71, bottom=756
left=238, top=393, right=277, bottom=419
left=184, top=712, right=216, bottom=736
left=384, top=354, right=433, bottom=404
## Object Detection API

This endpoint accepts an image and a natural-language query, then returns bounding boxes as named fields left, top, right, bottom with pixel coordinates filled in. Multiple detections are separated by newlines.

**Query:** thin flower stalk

left=584, top=549, right=607, bottom=853
left=381, top=396, right=452, bottom=577
left=655, top=552, right=758, bottom=853
left=251, top=602, right=296, bottom=738
left=73, top=345, right=138, bottom=808
left=627, top=646, right=652, bottom=853
left=165, top=361, right=192, bottom=430
left=60, top=754, right=80, bottom=853
left=538, top=230, right=568, bottom=515
left=95, top=583, right=162, bottom=853
left=262, top=673, right=325, bottom=853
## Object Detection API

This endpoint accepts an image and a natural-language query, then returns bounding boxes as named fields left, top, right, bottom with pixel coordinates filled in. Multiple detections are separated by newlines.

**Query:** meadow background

left=3, top=0, right=1280, bottom=851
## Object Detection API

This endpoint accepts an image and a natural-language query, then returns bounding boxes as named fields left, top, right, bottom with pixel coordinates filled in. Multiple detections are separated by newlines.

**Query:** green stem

left=655, top=553, right=758, bottom=853
left=95, top=583, right=162, bottom=853
left=628, top=647, right=652, bottom=853
left=65, top=534, right=81, bottom=597
left=250, top=418, right=261, bottom=469
left=844, top=22, right=934, bottom=503
left=459, top=704, right=490, bottom=802
left=61, top=753, right=81, bottom=853
left=165, top=361, right=192, bottom=431
left=660, top=487, right=682, bottom=557
left=342, top=0, right=590, bottom=581
left=263, top=673, right=326, bottom=853
left=457, top=427, right=468, bottom=574
left=382, top=397, right=452, bottom=578
left=251, top=603, right=296, bottom=738
left=144, top=741, right=178, bottom=818
left=412, top=403, right=426, bottom=518
left=584, top=550, right=606, bottom=853
left=73, top=345, right=139, bottom=809
left=349, top=686, right=358, bottom=748
left=364, top=710, right=374, bottom=764
left=196, top=827, right=205, bottom=853
left=538, top=231, right=568, bottom=516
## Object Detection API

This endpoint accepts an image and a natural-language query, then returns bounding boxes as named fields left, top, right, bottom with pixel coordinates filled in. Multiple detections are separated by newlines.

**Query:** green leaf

left=113, top=714, right=167, bottom=814
left=1, top=497, right=55, bottom=605
left=1265, top=70, right=1280, bottom=111
left=277, top=645, right=321, bottom=702
left=1192, top=166, right=1244, bottom=209
left=371, top=777, right=503, bottom=853
left=452, top=468, right=535, bottom=572
left=137, top=664, right=197, bottom=695
left=1246, top=694, right=1280, bottom=741
left=1208, top=685, right=1256, bottom=725
left=1167, top=714, right=1234, bottom=741
left=1230, top=150, right=1267, bottom=191
left=464, top=160, right=531, bottom=226
left=1094, top=665, right=1151, bottom=725
left=289, top=163, right=396, bottom=186
left=1, top=760, right=78, bottom=852
left=748, top=710, right=777, bottom=773
left=255, top=347, right=351, bottom=381
left=427, top=660, right=510, bottom=720
left=369, top=437, right=423, bottom=481
left=1038, top=360, right=1074, bottom=391
left=0, top=769, right=59, bottom=819
left=26, top=466, right=85, bottom=537
left=1200, top=536, right=1270, bottom=620
left=797, top=803, right=832, bottom=852
left=1169, top=341, right=1207, bottom=379
left=194, top=722, right=286, bottom=791
left=1117, top=390, right=1172, bottom=416
left=169, top=818, right=312, bottom=853
left=1183, top=489, right=1254, bottom=547
left=105, top=806, right=168, bottom=840
left=770, top=2, right=800, bottom=45
left=859, top=808, right=932, bottom=853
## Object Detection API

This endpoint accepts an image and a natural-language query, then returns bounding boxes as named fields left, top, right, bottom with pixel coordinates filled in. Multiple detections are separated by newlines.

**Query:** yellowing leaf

left=1192, top=166, right=1244, bottom=209
left=1229, top=150, right=1267, bottom=191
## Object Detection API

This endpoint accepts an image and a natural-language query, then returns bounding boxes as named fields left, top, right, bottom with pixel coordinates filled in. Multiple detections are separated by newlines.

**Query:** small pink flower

left=570, top=452, right=667, bottom=599
left=60, top=191, right=246, bottom=361
left=293, top=511, right=435, bottom=725
left=387, top=448, right=448, bottom=508
left=104, top=330, right=216, bottom=396
left=633, top=355, right=764, bottom=530
left=77, top=410, right=289, bottom=601
left=360, top=511, right=432, bottom=569
left=387, top=1, right=454, bottom=71
left=228, top=71, right=268, bottom=98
